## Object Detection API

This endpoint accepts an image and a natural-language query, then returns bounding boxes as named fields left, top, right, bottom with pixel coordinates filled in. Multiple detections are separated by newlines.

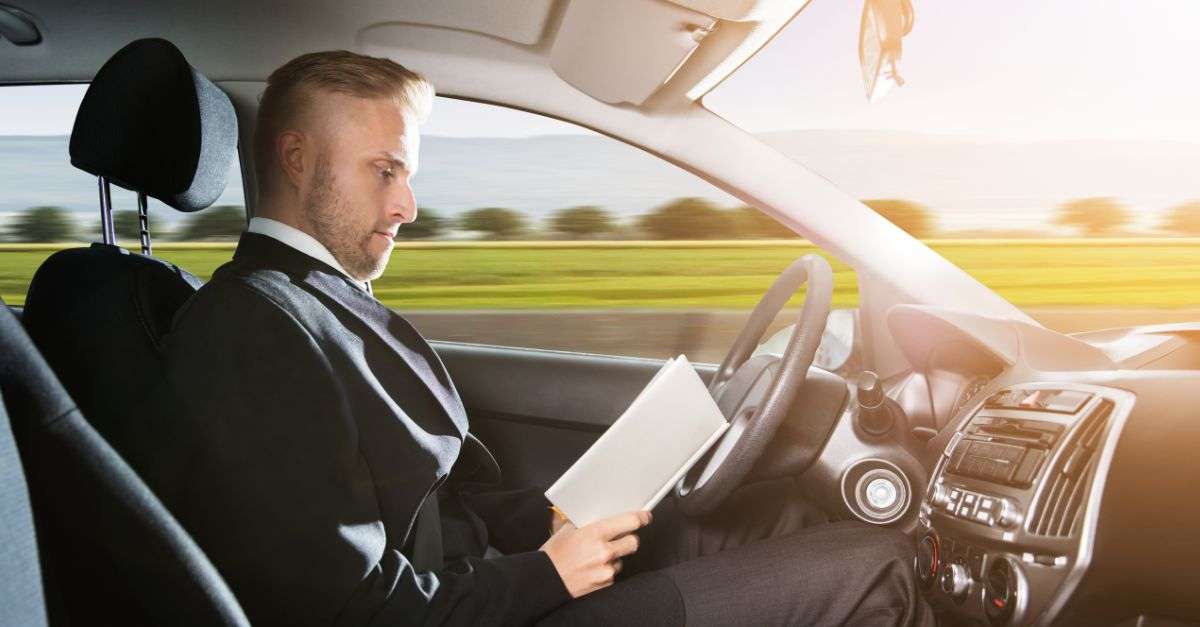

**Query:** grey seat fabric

left=0, top=299, right=249, bottom=626
left=0, top=385, right=48, bottom=627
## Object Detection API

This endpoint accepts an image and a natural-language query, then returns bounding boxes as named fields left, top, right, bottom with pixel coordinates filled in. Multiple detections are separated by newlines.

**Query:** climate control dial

left=984, top=557, right=1021, bottom=625
left=916, top=534, right=939, bottom=587
left=939, top=563, right=971, bottom=599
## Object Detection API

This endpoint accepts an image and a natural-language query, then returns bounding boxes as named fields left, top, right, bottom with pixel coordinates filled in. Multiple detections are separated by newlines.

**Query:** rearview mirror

left=859, top=0, right=914, bottom=102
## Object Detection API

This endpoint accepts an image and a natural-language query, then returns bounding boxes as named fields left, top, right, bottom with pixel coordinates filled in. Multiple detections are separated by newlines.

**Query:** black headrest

left=69, top=38, right=238, bottom=213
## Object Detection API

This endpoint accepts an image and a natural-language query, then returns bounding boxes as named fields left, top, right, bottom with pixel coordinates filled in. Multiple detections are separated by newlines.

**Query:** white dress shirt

left=246, top=216, right=368, bottom=291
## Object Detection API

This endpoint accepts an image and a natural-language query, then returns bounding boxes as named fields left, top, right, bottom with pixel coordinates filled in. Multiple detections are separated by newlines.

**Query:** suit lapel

left=306, top=272, right=468, bottom=436
left=232, top=233, right=469, bottom=437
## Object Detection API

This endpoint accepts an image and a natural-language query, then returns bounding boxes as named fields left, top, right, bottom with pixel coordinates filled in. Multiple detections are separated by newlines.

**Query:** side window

left=0, top=84, right=246, bottom=306
left=389, top=97, right=857, bottom=362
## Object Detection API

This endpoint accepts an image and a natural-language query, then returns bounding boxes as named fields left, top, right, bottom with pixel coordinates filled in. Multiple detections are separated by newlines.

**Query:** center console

left=916, top=383, right=1134, bottom=625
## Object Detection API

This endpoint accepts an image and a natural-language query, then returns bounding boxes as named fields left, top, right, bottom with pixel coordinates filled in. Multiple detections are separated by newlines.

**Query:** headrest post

left=137, top=192, right=152, bottom=255
left=98, top=176, right=116, bottom=245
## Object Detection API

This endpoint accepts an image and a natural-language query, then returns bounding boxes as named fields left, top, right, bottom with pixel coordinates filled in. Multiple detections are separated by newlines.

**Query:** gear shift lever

left=855, top=371, right=898, bottom=436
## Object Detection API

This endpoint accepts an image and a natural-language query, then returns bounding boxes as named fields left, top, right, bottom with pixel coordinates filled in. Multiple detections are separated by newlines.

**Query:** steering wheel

left=674, top=254, right=833, bottom=516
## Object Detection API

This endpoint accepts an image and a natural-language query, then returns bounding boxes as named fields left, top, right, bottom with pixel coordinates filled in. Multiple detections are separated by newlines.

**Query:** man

left=148, top=51, right=934, bottom=626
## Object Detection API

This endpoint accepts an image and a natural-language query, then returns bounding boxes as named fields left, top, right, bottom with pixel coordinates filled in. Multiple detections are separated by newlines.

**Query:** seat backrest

left=22, top=37, right=235, bottom=450
left=0, top=299, right=249, bottom=626
left=0, top=384, right=48, bottom=627
left=23, top=245, right=203, bottom=444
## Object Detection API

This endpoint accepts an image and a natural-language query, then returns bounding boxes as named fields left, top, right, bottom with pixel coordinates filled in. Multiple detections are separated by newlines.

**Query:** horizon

left=5, top=129, right=1200, bottom=235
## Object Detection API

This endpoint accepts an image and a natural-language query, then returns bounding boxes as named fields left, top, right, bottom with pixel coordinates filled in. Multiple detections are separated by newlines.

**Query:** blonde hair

left=253, top=50, right=434, bottom=194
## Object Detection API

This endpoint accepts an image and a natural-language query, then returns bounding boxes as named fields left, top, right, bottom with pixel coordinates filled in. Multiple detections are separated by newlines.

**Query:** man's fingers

left=609, top=533, right=640, bottom=558
left=592, top=511, right=652, bottom=540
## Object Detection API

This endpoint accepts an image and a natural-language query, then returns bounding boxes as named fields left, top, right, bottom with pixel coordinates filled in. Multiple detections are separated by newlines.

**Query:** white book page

left=545, top=355, right=728, bottom=527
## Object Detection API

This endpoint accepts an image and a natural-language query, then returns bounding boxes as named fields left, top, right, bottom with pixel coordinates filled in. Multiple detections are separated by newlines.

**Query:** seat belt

left=411, top=494, right=443, bottom=573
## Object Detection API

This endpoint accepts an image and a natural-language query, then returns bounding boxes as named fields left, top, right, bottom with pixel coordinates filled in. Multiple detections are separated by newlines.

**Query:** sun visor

left=551, top=0, right=717, bottom=105
left=662, top=0, right=803, bottom=21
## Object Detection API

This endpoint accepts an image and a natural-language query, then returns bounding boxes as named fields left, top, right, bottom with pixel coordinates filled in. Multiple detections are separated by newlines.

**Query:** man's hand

left=540, top=511, right=651, bottom=598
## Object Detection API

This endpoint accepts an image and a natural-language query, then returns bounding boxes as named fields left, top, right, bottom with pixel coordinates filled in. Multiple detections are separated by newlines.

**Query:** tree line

left=8, top=196, right=1200, bottom=243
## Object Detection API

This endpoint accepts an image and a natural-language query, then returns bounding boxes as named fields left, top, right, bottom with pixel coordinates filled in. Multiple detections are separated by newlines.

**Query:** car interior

left=3, top=1, right=1200, bottom=626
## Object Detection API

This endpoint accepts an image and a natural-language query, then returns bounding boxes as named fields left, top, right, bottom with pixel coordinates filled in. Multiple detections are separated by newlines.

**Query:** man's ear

left=276, top=130, right=308, bottom=192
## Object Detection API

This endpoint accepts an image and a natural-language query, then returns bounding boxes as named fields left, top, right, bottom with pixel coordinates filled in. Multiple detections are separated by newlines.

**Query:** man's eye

left=379, top=167, right=395, bottom=180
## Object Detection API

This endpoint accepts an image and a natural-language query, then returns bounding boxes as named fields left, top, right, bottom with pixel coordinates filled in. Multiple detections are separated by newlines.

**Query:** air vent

left=1028, top=399, right=1114, bottom=537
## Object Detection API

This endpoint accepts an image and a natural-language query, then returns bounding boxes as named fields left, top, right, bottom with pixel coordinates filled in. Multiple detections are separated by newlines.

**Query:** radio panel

left=916, top=384, right=1134, bottom=626
left=944, top=413, right=1063, bottom=488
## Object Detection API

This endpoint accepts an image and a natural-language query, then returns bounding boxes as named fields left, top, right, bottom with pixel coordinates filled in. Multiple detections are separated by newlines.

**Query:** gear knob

left=856, top=371, right=895, bottom=435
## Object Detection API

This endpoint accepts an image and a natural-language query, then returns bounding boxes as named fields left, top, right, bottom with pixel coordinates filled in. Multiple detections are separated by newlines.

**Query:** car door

left=394, top=98, right=855, bottom=491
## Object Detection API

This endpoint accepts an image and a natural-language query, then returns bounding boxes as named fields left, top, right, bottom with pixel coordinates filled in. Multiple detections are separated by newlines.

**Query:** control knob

left=995, top=499, right=1023, bottom=530
left=855, top=371, right=898, bottom=435
left=984, top=557, right=1020, bottom=625
left=939, top=563, right=971, bottom=598
left=916, top=535, right=939, bottom=587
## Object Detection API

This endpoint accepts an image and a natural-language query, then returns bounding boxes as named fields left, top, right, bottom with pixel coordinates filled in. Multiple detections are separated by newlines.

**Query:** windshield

left=705, top=0, right=1200, bottom=333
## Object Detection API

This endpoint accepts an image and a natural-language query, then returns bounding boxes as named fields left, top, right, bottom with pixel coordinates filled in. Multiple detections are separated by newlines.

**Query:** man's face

left=302, top=93, right=420, bottom=282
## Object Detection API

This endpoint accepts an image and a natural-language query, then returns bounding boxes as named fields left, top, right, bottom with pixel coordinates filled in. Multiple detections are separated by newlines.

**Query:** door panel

left=437, top=341, right=850, bottom=497
left=434, top=341, right=716, bottom=489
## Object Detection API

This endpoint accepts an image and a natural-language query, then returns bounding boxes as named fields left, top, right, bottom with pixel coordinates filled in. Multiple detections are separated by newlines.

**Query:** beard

left=304, top=155, right=392, bottom=282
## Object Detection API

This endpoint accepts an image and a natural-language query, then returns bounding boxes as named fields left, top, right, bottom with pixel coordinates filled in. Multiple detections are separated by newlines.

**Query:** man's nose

left=394, top=184, right=418, bottom=224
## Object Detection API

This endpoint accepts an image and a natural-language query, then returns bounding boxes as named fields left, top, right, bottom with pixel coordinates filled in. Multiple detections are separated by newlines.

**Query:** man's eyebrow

left=372, top=152, right=410, bottom=169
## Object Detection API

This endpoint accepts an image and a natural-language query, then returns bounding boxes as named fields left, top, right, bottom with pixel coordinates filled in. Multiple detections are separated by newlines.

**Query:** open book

left=545, top=355, right=729, bottom=527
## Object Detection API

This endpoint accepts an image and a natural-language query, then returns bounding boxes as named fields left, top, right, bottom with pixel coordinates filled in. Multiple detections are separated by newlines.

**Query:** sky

left=705, top=0, right=1200, bottom=141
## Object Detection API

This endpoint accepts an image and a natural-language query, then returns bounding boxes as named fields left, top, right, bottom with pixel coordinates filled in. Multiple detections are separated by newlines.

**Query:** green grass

left=2, top=239, right=1199, bottom=310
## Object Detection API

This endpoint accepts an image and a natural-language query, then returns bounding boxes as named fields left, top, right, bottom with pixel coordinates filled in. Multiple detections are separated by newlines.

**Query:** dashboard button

left=1018, top=390, right=1048, bottom=409
left=1033, top=554, right=1058, bottom=566
left=1045, top=390, right=1091, bottom=413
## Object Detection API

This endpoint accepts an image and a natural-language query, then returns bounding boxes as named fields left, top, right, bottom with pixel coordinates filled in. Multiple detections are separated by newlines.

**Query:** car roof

left=2, top=0, right=805, bottom=112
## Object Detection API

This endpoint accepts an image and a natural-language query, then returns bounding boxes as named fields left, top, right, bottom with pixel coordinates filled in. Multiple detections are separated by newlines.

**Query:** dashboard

left=881, top=306, right=1200, bottom=626
left=919, top=383, right=1133, bottom=625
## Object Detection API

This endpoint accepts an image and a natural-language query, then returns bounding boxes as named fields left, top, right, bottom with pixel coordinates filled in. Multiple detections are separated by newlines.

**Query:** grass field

left=2, top=239, right=1199, bottom=310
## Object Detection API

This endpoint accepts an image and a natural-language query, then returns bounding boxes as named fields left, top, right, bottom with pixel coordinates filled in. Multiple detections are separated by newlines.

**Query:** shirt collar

left=246, top=216, right=368, bottom=291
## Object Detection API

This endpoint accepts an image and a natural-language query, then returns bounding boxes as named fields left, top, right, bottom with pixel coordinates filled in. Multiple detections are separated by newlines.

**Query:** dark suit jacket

left=141, top=232, right=569, bottom=626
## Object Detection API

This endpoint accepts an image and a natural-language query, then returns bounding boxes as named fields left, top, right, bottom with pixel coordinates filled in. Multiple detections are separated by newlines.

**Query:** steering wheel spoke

left=675, top=254, right=834, bottom=516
